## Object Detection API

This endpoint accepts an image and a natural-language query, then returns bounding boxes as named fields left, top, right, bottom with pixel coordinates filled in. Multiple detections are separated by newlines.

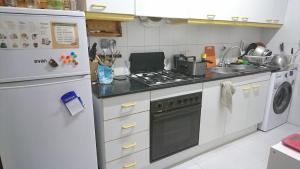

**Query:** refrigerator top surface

left=0, top=7, right=85, bottom=17
left=0, top=8, right=90, bottom=83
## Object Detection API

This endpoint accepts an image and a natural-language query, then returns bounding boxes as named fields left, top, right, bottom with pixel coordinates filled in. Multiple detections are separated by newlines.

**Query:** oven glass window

left=150, top=105, right=201, bottom=162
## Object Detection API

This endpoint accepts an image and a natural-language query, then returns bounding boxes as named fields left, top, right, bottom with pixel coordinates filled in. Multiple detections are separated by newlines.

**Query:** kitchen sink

left=208, top=65, right=262, bottom=75
left=208, top=67, right=240, bottom=74
left=228, top=64, right=259, bottom=70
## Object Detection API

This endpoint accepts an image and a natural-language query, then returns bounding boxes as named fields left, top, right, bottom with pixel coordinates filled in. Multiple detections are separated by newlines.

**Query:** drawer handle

left=207, top=14, right=216, bottom=20
left=122, top=123, right=137, bottom=129
left=122, top=143, right=137, bottom=149
left=123, top=161, right=137, bottom=168
left=242, top=86, right=252, bottom=91
left=91, top=3, right=107, bottom=10
left=121, top=102, right=136, bottom=108
left=241, top=17, right=248, bottom=22
left=252, top=85, right=261, bottom=89
left=266, top=19, right=273, bottom=23
left=232, top=16, right=239, bottom=21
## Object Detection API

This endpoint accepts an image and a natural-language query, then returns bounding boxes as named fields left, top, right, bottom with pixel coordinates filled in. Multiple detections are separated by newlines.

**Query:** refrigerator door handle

left=0, top=75, right=91, bottom=90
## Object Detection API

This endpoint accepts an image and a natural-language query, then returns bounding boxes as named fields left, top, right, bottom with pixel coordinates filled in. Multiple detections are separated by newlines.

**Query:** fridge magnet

left=51, top=22, right=79, bottom=49
left=61, top=91, right=85, bottom=116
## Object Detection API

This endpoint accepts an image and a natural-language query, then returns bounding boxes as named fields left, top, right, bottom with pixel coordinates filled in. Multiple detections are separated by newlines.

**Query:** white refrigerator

left=0, top=7, right=98, bottom=169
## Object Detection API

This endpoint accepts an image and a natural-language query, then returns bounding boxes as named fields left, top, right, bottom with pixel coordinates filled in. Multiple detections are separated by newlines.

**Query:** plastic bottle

left=69, top=0, right=76, bottom=10
left=37, top=0, right=48, bottom=8
left=5, top=0, right=16, bottom=6
left=48, top=0, right=63, bottom=9
left=16, top=0, right=27, bottom=7
left=26, top=0, right=36, bottom=8
left=63, top=0, right=70, bottom=10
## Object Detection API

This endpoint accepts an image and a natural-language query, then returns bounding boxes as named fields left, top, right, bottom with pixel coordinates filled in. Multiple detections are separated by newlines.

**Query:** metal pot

left=270, top=54, right=289, bottom=69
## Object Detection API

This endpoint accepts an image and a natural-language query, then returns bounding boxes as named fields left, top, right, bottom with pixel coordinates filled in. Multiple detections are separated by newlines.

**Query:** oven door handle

left=152, top=105, right=201, bottom=120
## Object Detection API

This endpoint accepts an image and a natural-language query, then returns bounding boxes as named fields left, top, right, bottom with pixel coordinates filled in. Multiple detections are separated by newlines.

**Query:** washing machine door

left=273, top=82, right=293, bottom=114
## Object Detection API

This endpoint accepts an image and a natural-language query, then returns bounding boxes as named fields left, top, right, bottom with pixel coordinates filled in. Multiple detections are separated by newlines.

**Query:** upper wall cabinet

left=135, top=0, right=189, bottom=19
left=189, top=0, right=288, bottom=24
left=81, top=0, right=135, bottom=15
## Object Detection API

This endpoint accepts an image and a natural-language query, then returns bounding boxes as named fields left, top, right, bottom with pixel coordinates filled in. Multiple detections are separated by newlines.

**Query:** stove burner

left=129, top=70, right=195, bottom=87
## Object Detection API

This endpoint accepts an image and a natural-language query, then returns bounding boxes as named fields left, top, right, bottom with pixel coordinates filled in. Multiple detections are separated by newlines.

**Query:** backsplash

left=88, top=19, right=263, bottom=75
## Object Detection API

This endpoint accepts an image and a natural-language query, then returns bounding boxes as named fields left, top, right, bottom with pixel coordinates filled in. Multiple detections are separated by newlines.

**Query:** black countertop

left=93, top=67, right=279, bottom=99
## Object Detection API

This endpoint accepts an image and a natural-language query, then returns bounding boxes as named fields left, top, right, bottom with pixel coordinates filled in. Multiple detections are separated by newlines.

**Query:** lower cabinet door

left=106, top=149, right=149, bottom=169
left=247, top=80, right=269, bottom=126
left=225, top=84, right=250, bottom=135
left=199, top=81, right=227, bottom=144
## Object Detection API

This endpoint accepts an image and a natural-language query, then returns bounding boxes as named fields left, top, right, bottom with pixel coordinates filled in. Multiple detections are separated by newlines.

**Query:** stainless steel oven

left=150, top=92, right=202, bottom=162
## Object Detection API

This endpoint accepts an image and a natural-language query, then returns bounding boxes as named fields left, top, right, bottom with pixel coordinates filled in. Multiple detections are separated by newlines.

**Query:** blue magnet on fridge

left=61, top=91, right=85, bottom=116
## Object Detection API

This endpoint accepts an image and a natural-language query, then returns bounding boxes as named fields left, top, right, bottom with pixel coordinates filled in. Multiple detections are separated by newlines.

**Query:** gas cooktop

left=129, top=70, right=195, bottom=87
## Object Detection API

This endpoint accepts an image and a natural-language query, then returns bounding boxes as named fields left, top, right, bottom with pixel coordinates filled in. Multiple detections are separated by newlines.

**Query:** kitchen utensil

left=245, top=43, right=257, bottom=56
left=88, top=42, right=97, bottom=61
left=245, top=55, right=272, bottom=65
left=280, top=43, right=284, bottom=52
left=263, top=49, right=272, bottom=56
left=175, top=55, right=207, bottom=76
left=270, top=54, right=289, bottom=69
left=253, top=46, right=266, bottom=56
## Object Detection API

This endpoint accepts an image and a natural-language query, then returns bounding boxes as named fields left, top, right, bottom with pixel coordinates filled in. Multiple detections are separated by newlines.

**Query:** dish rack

left=244, top=55, right=273, bottom=65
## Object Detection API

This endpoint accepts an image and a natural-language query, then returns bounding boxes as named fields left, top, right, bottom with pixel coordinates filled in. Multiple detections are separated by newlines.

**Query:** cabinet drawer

left=103, top=92, right=150, bottom=120
left=105, top=131, right=149, bottom=162
left=104, top=111, right=149, bottom=142
left=106, top=149, right=149, bottom=169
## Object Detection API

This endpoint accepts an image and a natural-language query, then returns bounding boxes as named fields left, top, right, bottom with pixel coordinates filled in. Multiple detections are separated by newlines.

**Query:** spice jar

left=37, top=0, right=48, bottom=8
left=16, top=0, right=27, bottom=7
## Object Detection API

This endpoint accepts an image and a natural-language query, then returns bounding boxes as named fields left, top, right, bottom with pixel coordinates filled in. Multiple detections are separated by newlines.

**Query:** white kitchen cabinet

left=135, top=0, right=189, bottom=19
left=189, top=0, right=230, bottom=21
left=247, top=80, right=269, bottom=127
left=225, top=83, right=250, bottom=135
left=225, top=80, right=269, bottom=135
left=199, top=80, right=228, bottom=145
left=188, top=0, right=287, bottom=24
left=80, top=0, right=135, bottom=14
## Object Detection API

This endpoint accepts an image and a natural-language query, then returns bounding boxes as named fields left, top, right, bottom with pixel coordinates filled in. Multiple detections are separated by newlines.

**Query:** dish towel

left=221, top=81, right=236, bottom=111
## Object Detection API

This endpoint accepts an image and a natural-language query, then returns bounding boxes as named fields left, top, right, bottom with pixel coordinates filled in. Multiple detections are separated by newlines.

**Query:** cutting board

left=282, top=133, right=300, bottom=152
left=204, top=46, right=217, bottom=68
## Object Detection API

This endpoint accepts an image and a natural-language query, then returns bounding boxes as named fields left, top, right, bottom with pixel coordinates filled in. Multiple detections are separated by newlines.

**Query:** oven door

left=150, top=104, right=201, bottom=162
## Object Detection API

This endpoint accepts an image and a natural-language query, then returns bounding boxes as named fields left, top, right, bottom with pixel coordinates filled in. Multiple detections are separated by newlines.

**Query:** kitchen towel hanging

left=221, top=81, right=235, bottom=112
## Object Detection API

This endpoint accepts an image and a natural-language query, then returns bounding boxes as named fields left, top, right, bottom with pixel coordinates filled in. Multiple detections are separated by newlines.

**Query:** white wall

left=261, top=0, right=300, bottom=126
left=89, top=19, right=262, bottom=74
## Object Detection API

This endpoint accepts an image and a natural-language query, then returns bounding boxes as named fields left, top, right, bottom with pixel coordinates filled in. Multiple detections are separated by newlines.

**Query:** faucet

left=220, top=46, right=244, bottom=67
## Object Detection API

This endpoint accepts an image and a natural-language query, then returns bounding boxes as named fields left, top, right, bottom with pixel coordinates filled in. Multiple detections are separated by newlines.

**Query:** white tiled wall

left=88, top=19, right=263, bottom=74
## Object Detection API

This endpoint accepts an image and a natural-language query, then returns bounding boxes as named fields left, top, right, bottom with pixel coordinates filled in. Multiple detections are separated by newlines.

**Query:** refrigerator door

left=0, top=75, right=98, bottom=169
left=0, top=8, right=90, bottom=83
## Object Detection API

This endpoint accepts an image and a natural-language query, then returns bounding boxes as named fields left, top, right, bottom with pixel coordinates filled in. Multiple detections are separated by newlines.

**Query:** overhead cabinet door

left=136, top=0, right=189, bottom=18
left=189, top=0, right=287, bottom=24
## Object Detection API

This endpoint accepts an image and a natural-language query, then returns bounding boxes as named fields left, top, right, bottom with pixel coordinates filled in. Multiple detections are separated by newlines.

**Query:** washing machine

left=259, top=68, right=297, bottom=131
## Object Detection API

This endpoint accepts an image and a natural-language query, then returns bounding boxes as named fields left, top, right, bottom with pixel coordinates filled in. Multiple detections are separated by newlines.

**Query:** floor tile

left=171, top=123, right=300, bottom=169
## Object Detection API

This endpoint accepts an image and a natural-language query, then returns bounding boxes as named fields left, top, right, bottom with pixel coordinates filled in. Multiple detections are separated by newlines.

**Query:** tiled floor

left=170, top=123, right=300, bottom=169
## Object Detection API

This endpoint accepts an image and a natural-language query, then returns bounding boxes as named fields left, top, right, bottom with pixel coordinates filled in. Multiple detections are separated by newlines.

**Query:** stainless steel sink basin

left=208, top=65, right=261, bottom=75
left=228, top=64, right=258, bottom=70
left=208, top=67, right=240, bottom=74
